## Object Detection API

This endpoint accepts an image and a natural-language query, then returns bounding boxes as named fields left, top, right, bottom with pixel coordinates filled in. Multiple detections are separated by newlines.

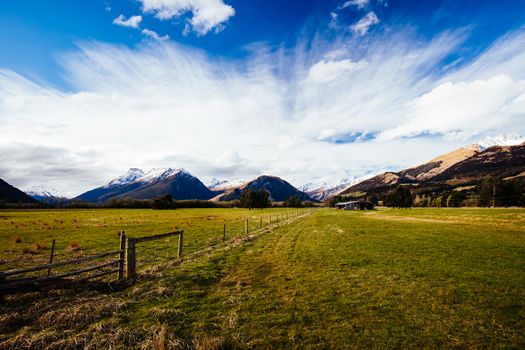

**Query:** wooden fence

left=123, top=230, right=184, bottom=279
left=0, top=249, right=124, bottom=297
left=0, top=210, right=310, bottom=297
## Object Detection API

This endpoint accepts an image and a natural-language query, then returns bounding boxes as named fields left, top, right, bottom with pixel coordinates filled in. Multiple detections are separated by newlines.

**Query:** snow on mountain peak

left=105, top=168, right=145, bottom=188
left=209, top=179, right=247, bottom=191
left=27, top=184, right=68, bottom=199
left=140, top=168, right=188, bottom=183
left=104, top=167, right=193, bottom=188
left=471, top=133, right=525, bottom=151
left=208, top=178, right=228, bottom=189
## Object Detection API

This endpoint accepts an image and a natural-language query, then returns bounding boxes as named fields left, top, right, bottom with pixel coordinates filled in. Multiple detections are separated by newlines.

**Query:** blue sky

left=1, top=0, right=525, bottom=195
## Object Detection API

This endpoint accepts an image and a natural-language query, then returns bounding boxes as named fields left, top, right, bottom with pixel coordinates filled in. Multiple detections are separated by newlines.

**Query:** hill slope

left=211, top=175, right=313, bottom=202
left=76, top=168, right=214, bottom=203
left=0, top=178, right=38, bottom=204
left=341, top=139, right=525, bottom=198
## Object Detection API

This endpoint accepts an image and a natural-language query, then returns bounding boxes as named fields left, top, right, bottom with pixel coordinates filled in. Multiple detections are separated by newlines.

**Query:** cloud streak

left=1, top=26, right=525, bottom=194
left=113, top=14, right=143, bottom=28
left=351, top=12, right=379, bottom=36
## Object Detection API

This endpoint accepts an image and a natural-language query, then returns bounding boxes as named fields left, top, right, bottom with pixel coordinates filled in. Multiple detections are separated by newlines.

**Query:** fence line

left=0, top=209, right=312, bottom=297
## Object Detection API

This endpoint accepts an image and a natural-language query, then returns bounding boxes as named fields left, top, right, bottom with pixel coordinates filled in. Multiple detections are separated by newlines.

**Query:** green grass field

left=1, top=208, right=524, bottom=349
left=0, top=208, right=299, bottom=271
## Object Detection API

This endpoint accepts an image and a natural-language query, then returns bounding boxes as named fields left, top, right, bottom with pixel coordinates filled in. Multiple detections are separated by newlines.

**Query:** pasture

left=1, top=208, right=524, bottom=349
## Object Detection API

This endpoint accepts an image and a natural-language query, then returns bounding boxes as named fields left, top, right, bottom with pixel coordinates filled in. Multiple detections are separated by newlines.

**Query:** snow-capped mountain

left=340, top=135, right=525, bottom=197
left=207, top=178, right=229, bottom=189
left=75, top=168, right=213, bottom=203
left=104, top=168, right=189, bottom=188
left=211, top=175, right=312, bottom=202
left=105, top=168, right=145, bottom=188
left=302, top=173, right=380, bottom=201
left=26, top=185, right=69, bottom=204
left=139, top=168, right=190, bottom=183
left=471, top=133, right=525, bottom=151
left=209, top=179, right=248, bottom=191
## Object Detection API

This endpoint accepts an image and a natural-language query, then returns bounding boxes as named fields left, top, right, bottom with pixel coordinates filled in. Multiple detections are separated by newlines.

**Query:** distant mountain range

left=73, top=169, right=313, bottom=204
left=340, top=135, right=525, bottom=200
left=1, top=134, right=523, bottom=205
left=209, top=175, right=312, bottom=202
left=27, top=185, right=69, bottom=205
left=306, top=133, right=525, bottom=200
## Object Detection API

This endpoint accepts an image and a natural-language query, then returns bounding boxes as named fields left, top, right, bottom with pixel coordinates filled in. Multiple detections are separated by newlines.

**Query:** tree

left=240, top=188, right=270, bottom=209
left=367, top=194, right=379, bottom=206
left=385, top=186, right=412, bottom=208
left=284, top=196, right=302, bottom=207
left=479, top=178, right=496, bottom=207
left=152, top=194, right=173, bottom=209
left=447, top=191, right=466, bottom=207
left=324, top=195, right=345, bottom=207
left=254, top=189, right=270, bottom=208
left=240, top=188, right=255, bottom=209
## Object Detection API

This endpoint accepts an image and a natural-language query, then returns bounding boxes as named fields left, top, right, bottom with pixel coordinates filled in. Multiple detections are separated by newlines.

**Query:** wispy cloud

left=339, top=0, right=370, bottom=10
left=138, top=0, right=235, bottom=35
left=113, top=14, right=142, bottom=28
left=141, top=28, right=170, bottom=41
left=1, top=26, right=525, bottom=192
left=351, top=12, right=380, bottom=36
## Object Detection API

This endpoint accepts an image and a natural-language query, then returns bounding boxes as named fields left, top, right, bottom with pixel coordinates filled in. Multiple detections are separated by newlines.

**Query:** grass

left=1, top=208, right=524, bottom=349
left=0, top=208, right=297, bottom=271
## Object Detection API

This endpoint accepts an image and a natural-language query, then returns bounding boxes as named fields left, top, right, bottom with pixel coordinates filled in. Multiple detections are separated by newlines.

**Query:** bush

left=152, top=194, right=173, bottom=210
left=385, top=186, right=413, bottom=208
left=283, top=196, right=302, bottom=207
left=239, top=189, right=270, bottom=209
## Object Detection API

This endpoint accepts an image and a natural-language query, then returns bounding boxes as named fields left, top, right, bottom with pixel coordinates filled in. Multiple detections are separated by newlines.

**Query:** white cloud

left=307, top=59, right=367, bottom=84
left=113, top=14, right=143, bottom=28
left=340, top=0, right=370, bottom=10
left=351, top=12, right=380, bottom=36
left=379, top=75, right=525, bottom=140
left=139, top=0, right=235, bottom=35
left=141, top=28, right=170, bottom=41
left=1, top=28, right=525, bottom=193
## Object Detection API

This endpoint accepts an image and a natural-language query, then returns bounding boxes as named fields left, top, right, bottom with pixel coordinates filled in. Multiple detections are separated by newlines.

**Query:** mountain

left=211, top=175, right=313, bottom=202
left=340, top=135, right=525, bottom=199
left=75, top=168, right=214, bottom=203
left=26, top=185, right=69, bottom=205
left=301, top=173, right=380, bottom=201
left=474, top=133, right=525, bottom=150
left=0, top=178, right=38, bottom=204
left=430, top=144, right=525, bottom=185
left=207, top=178, right=229, bottom=189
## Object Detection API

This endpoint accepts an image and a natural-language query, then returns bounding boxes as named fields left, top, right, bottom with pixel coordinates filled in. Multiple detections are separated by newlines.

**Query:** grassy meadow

left=1, top=207, right=524, bottom=349
left=0, top=208, right=299, bottom=271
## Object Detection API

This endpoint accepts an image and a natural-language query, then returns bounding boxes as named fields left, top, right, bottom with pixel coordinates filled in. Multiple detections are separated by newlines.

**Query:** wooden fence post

left=177, top=231, right=184, bottom=258
left=118, top=231, right=126, bottom=280
left=0, top=272, right=5, bottom=302
left=47, top=239, right=56, bottom=277
left=223, top=224, right=226, bottom=242
left=245, top=219, right=248, bottom=234
left=126, top=237, right=136, bottom=279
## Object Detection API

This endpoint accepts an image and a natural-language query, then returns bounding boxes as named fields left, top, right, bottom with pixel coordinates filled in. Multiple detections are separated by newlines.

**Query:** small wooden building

left=335, top=200, right=374, bottom=210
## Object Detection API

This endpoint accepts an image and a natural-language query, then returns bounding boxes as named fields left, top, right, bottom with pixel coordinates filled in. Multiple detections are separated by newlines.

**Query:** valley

left=1, top=208, right=524, bottom=348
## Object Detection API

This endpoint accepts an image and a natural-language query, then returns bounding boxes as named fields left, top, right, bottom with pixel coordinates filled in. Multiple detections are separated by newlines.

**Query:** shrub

left=35, top=243, right=47, bottom=250
left=68, top=242, right=80, bottom=251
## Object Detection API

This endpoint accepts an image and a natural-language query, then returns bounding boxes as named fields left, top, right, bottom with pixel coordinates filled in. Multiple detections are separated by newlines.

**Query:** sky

left=1, top=0, right=525, bottom=196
